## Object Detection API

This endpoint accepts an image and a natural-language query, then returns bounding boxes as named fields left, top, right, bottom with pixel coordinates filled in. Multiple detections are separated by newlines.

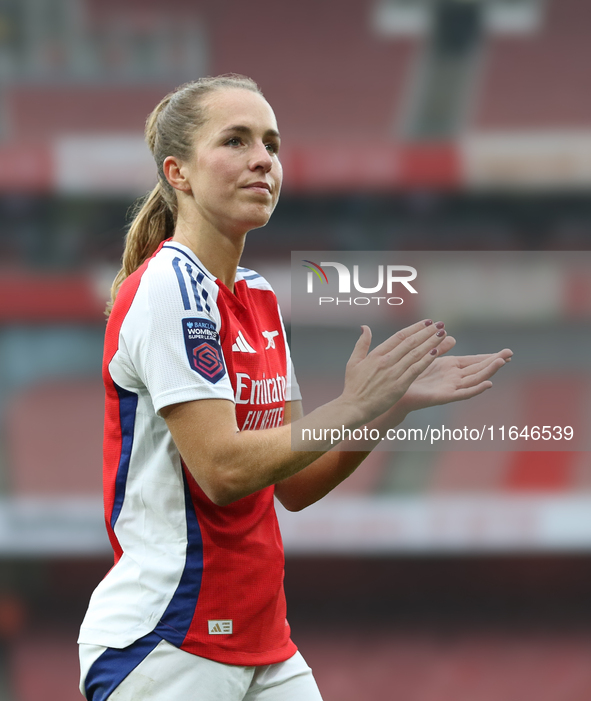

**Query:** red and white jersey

left=78, top=240, right=300, bottom=666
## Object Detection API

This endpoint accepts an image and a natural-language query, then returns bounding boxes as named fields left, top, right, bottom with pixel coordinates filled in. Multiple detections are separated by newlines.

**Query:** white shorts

left=79, top=633, right=323, bottom=701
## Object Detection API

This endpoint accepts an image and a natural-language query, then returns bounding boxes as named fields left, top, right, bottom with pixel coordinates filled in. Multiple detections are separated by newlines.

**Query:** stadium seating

left=298, top=628, right=591, bottom=700
left=210, top=0, right=419, bottom=142
left=5, top=0, right=420, bottom=146
left=474, top=0, right=591, bottom=130
left=300, top=373, right=590, bottom=496
left=6, top=86, right=177, bottom=141
left=11, top=628, right=82, bottom=701
left=5, top=379, right=104, bottom=495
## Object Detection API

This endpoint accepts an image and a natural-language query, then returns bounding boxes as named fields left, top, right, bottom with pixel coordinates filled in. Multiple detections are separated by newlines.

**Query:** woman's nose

left=249, top=143, right=273, bottom=171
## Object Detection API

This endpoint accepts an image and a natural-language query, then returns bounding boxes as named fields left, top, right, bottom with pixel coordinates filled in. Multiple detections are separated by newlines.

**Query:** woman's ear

left=163, top=155, right=192, bottom=193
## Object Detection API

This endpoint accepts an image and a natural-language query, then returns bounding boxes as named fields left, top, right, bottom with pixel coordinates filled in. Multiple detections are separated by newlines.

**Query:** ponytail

left=106, top=183, right=174, bottom=315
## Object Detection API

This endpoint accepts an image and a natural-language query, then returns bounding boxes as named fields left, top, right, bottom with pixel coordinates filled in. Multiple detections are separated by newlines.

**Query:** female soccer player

left=78, top=74, right=511, bottom=700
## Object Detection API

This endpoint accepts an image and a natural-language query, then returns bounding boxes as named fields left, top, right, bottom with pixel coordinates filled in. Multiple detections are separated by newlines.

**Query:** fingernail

left=430, top=348, right=438, bottom=355
left=435, top=321, right=445, bottom=329
left=436, top=330, right=445, bottom=337
left=424, top=319, right=433, bottom=326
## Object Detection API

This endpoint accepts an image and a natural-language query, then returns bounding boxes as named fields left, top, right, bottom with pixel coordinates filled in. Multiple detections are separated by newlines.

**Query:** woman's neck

left=172, top=218, right=246, bottom=292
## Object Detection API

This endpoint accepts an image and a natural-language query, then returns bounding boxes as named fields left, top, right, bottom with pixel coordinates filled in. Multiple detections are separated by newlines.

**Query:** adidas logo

left=208, top=619, right=233, bottom=635
left=232, top=331, right=256, bottom=353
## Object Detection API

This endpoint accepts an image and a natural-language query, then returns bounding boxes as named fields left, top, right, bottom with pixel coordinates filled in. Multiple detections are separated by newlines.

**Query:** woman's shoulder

left=113, top=244, right=221, bottom=326
left=145, top=243, right=220, bottom=298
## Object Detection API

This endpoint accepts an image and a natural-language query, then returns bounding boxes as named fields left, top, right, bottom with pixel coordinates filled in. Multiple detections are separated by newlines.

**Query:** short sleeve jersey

left=78, top=240, right=301, bottom=666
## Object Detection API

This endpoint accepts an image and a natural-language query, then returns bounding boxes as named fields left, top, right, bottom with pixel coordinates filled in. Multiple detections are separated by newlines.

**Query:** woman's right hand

left=340, top=319, right=447, bottom=424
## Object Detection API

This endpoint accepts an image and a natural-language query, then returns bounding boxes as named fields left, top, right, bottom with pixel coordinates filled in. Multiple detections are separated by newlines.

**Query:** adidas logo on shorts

left=208, top=619, right=233, bottom=635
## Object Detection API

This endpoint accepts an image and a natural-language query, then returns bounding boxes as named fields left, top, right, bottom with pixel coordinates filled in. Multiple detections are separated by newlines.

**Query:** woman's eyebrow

left=220, top=125, right=281, bottom=139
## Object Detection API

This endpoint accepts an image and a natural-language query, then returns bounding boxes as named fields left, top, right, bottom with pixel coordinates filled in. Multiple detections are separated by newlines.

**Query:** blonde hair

left=107, top=74, right=263, bottom=315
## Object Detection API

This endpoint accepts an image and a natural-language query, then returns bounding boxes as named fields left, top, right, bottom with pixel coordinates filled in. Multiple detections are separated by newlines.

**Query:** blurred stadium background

left=0, top=0, right=590, bottom=698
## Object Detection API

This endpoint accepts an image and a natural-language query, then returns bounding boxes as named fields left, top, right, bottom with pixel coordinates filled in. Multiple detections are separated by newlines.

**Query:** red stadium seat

left=210, top=0, right=419, bottom=143
left=297, top=628, right=591, bottom=701
left=11, top=629, right=82, bottom=701
left=5, top=379, right=104, bottom=495
left=474, top=0, right=591, bottom=130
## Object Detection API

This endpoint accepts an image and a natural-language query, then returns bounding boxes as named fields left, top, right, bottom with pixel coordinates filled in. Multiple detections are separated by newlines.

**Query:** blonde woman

left=78, top=74, right=511, bottom=700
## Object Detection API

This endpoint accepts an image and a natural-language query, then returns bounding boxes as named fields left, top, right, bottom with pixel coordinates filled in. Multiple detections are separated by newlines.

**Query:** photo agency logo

left=302, top=259, right=418, bottom=306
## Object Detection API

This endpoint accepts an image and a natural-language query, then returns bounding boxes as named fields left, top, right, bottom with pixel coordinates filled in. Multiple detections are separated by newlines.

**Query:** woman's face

left=176, top=88, right=282, bottom=235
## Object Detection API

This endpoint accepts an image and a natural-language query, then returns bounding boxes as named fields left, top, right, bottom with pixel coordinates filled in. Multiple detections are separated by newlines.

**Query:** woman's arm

left=162, top=320, right=511, bottom=507
left=161, top=320, right=447, bottom=506
left=274, top=400, right=374, bottom=512
left=274, top=343, right=512, bottom=511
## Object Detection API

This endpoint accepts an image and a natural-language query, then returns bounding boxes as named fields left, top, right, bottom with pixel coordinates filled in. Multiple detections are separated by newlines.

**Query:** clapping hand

left=395, top=333, right=512, bottom=414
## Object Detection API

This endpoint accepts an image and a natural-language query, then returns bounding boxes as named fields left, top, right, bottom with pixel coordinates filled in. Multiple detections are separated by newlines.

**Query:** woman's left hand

left=394, top=335, right=513, bottom=414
